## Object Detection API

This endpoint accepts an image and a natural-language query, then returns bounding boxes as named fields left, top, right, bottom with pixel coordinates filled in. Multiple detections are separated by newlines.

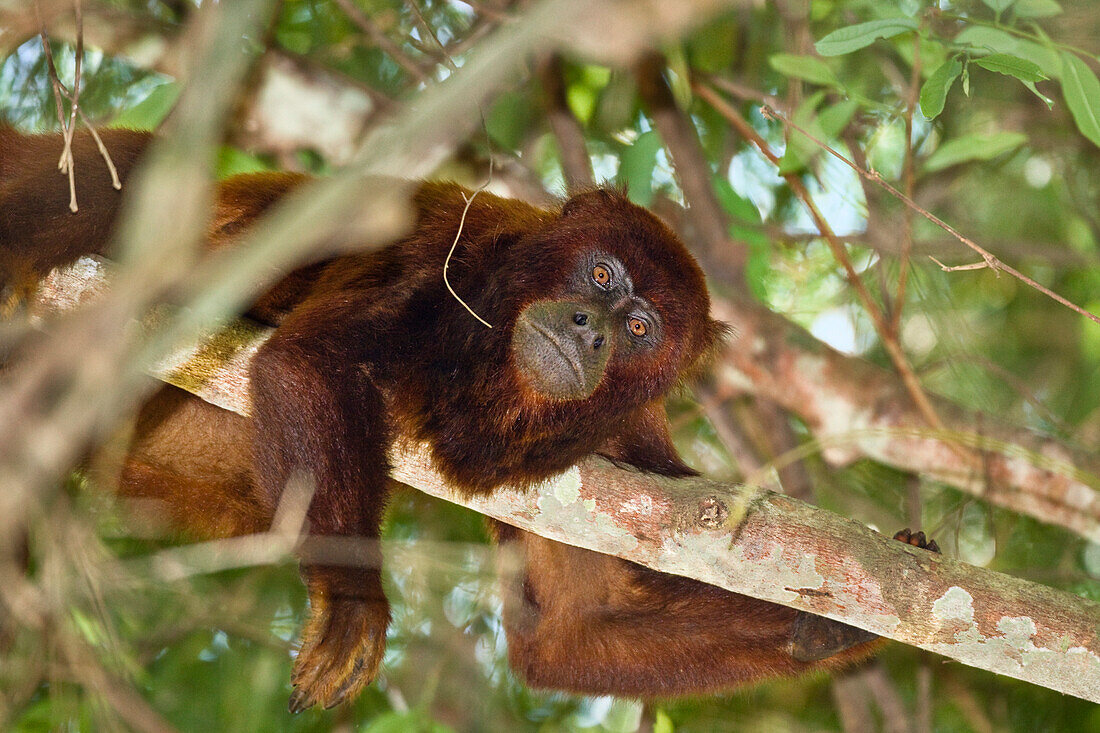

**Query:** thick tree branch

left=29, top=256, right=1100, bottom=703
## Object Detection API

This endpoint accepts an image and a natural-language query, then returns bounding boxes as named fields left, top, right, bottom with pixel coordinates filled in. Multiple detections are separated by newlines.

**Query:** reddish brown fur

left=1, top=126, right=881, bottom=710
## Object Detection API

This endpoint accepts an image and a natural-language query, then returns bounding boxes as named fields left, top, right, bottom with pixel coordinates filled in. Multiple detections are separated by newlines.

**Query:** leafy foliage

left=2, top=0, right=1100, bottom=730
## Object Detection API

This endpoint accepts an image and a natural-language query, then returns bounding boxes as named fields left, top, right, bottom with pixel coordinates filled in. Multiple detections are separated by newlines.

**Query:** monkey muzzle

left=512, top=300, right=610, bottom=400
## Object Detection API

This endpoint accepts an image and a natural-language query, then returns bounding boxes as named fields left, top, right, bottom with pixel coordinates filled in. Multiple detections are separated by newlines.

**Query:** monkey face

left=511, top=252, right=664, bottom=401
left=505, top=189, right=717, bottom=410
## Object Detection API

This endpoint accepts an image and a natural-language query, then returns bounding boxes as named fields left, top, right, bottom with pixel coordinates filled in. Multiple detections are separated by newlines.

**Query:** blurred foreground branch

left=30, top=255, right=1100, bottom=703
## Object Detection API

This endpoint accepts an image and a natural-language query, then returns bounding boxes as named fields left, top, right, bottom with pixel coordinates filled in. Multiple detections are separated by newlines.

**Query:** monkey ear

left=598, top=399, right=697, bottom=478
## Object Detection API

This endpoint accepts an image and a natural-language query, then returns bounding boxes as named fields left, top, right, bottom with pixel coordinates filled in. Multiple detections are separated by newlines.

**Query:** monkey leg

left=249, top=297, right=394, bottom=712
left=494, top=527, right=881, bottom=697
left=107, top=385, right=271, bottom=539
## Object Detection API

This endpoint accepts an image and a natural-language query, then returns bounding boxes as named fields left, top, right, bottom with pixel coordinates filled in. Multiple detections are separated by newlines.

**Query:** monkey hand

left=892, top=527, right=941, bottom=554
left=289, top=569, right=391, bottom=713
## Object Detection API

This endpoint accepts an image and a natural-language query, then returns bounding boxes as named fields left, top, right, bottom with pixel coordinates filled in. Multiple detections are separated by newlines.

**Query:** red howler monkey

left=0, top=125, right=939, bottom=711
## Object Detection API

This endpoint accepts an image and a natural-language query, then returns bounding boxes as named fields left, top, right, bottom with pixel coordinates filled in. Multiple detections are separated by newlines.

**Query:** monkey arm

left=249, top=294, right=395, bottom=712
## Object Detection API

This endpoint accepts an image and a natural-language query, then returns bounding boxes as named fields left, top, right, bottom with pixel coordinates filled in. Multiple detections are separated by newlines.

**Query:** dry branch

left=30, top=256, right=1100, bottom=703
left=632, top=56, right=816, bottom=500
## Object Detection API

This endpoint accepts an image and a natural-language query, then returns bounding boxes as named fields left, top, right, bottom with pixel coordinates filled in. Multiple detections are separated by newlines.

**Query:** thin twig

left=925, top=352, right=1074, bottom=436
left=79, top=117, right=122, bottom=189
left=331, top=0, right=431, bottom=83
left=443, top=161, right=494, bottom=328
left=758, top=100, right=1100, bottom=327
left=693, top=81, right=953, bottom=440
left=36, top=1, right=119, bottom=209
left=891, top=31, right=922, bottom=337
left=707, top=74, right=771, bottom=105
left=427, top=12, right=501, bottom=59
left=407, top=0, right=495, bottom=328
left=37, top=9, right=78, bottom=211
left=406, top=0, right=458, bottom=72
left=929, top=256, right=989, bottom=272
left=58, top=0, right=83, bottom=210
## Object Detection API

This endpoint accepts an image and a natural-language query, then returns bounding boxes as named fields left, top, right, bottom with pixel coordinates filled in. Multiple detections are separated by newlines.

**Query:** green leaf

left=714, top=177, right=763, bottom=223
left=923, top=131, right=1027, bottom=171
left=769, top=53, right=840, bottom=87
left=109, top=82, right=179, bottom=130
left=653, top=710, right=676, bottom=733
left=955, top=26, right=1060, bottom=78
left=981, top=0, right=1017, bottom=13
left=1023, top=80, right=1056, bottom=109
left=363, top=711, right=453, bottom=733
left=920, top=56, right=963, bottom=118
left=1015, top=0, right=1062, bottom=17
left=1060, top=52, right=1100, bottom=148
left=485, top=90, right=535, bottom=149
left=778, top=94, right=856, bottom=174
left=714, top=179, right=770, bottom=300
left=778, top=91, right=825, bottom=174
left=618, top=131, right=663, bottom=206
left=216, top=146, right=274, bottom=179
left=814, top=18, right=919, bottom=57
left=687, top=17, right=739, bottom=73
left=818, top=98, right=859, bottom=136
left=974, top=53, right=1049, bottom=82
left=566, top=82, right=597, bottom=125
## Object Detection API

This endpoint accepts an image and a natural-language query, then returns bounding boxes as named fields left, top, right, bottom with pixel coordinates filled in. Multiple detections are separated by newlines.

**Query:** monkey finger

left=892, top=528, right=941, bottom=553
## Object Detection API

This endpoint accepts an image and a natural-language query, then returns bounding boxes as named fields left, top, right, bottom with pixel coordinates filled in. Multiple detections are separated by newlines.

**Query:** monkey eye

left=628, top=317, right=648, bottom=337
left=592, top=264, right=612, bottom=288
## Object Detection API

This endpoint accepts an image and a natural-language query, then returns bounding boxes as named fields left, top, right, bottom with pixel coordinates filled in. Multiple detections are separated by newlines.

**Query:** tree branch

left=711, top=293, right=1100, bottom=543
left=29, top=255, right=1100, bottom=704
left=634, top=56, right=816, bottom=500
left=537, top=53, right=593, bottom=194
left=635, top=53, right=747, bottom=285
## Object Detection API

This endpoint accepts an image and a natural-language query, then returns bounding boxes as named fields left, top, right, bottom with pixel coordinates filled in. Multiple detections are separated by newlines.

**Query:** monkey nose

left=569, top=309, right=605, bottom=350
